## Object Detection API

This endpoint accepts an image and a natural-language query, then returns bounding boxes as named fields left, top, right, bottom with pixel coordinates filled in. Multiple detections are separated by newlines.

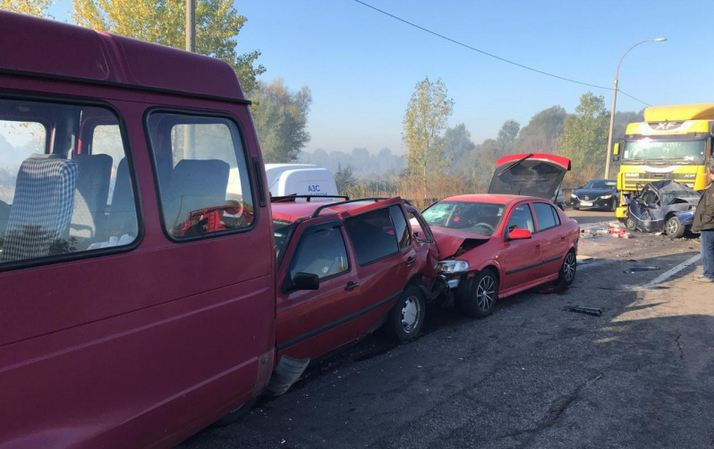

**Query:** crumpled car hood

left=430, top=226, right=491, bottom=258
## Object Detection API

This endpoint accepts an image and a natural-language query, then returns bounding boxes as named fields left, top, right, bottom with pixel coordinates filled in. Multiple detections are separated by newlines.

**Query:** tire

left=456, top=269, right=499, bottom=318
left=555, top=250, right=577, bottom=292
left=665, top=215, right=685, bottom=239
left=387, top=286, right=425, bottom=343
left=625, top=217, right=637, bottom=231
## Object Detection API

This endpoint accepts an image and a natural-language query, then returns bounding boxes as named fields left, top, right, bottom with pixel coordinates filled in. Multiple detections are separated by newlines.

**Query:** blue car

left=625, top=180, right=700, bottom=238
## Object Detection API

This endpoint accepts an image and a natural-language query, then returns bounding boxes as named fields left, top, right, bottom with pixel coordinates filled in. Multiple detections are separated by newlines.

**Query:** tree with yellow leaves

left=1, top=0, right=52, bottom=17
left=71, top=0, right=264, bottom=93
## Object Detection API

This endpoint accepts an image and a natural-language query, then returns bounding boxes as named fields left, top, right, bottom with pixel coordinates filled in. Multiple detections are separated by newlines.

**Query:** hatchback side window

left=506, top=204, right=535, bottom=233
left=345, top=208, right=399, bottom=265
left=533, top=203, right=559, bottom=231
left=290, top=225, right=349, bottom=280
left=0, top=97, right=138, bottom=267
left=389, top=205, right=410, bottom=250
left=146, top=112, right=254, bottom=240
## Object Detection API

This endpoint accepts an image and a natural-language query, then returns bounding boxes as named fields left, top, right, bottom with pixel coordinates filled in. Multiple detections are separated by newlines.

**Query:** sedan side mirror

left=508, top=228, right=532, bottom=240
left=285, top=272, right=320, bottom=292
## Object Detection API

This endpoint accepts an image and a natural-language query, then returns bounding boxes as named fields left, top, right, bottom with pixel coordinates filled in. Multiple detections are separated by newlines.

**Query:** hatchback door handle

left=345, top=281, right=360, bottom=291
left=406, top=256, right=416, bottom=266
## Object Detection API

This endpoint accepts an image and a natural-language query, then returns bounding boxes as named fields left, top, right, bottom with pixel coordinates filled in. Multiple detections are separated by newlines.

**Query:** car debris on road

left=562, top=305, right=603, bottom=316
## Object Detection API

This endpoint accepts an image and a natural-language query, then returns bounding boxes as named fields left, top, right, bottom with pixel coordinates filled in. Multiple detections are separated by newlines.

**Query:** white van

left=265, top=163, right=339, bottom=198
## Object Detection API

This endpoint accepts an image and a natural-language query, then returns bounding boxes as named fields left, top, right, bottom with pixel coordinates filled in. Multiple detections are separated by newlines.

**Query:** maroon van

left=0, top=11, right=275, bottom=448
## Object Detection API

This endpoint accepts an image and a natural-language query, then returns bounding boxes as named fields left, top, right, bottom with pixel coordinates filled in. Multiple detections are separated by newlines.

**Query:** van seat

left=70, top=154, right=113, bottom=243
left=163, top=159, right=229, bottom=231
left=1, top=155, right=78, bottom=262
left=104, top=158, right=137, bottom=238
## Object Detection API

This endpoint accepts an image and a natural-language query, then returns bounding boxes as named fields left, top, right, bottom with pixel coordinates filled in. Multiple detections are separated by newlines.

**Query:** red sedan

left=421, top=154, right=580, bottom=317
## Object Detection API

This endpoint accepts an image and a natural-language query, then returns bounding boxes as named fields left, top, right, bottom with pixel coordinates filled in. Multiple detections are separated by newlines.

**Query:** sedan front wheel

left=457, top=269, right=499, bottom=318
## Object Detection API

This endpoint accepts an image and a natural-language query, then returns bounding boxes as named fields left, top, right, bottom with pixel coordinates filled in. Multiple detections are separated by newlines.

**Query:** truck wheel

left=625, top=217, right=637, bottom=231
left=457, top=269, right=498, bottom=318
left=388, top=286, right=425, bottom=343
left=555, top=250, right=577, bottom=292
left=665, top=216, right=685, bottom=239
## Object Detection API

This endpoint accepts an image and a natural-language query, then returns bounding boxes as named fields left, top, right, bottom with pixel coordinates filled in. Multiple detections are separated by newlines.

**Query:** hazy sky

left=48, top=0, right=714, bottom=154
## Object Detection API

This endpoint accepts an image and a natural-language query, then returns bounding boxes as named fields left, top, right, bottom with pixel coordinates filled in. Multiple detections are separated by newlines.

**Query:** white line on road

left=642, top=253, right=702, bottom=288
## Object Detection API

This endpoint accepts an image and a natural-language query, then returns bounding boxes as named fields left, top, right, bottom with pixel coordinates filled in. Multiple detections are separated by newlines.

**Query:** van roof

left=0, top=11, right=247, bottom=103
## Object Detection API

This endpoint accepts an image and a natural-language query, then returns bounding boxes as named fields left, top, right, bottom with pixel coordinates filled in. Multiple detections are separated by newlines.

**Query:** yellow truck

left=614, top=103, right=713, bottom=219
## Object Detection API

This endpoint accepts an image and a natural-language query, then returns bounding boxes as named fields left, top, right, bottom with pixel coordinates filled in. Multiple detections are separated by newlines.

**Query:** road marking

left=642, top=253, right=702, bottom=288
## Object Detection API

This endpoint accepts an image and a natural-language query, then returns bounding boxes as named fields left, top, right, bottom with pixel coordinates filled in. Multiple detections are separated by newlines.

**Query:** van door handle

left=345, top=281, right=360, bottom=291
left=405, top=256, right=416, bottom=266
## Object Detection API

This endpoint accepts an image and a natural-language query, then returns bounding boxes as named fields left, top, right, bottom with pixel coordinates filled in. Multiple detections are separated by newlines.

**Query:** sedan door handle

left=405, top=256, right=416, bottom=266
left=345, top=281, right=360, bottom=291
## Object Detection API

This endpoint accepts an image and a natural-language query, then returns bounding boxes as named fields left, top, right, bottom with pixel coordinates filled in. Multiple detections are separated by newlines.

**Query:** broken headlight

left=437, top=260, right=469, bottom=274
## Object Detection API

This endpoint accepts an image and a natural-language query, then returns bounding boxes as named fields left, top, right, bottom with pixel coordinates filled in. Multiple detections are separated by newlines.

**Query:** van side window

left=533, top=203, right=559, bottom=231
left=0, top=97, right=139, bottom=267
left=345, top=208, right=399, bottom=265
left=146, top=112, right=254, bottom=240
left=290, top=225, right=349, bottom=280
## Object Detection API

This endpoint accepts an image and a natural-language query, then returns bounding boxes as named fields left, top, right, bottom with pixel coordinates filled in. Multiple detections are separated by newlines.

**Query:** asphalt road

left=180, top=210, right=714, bottom=449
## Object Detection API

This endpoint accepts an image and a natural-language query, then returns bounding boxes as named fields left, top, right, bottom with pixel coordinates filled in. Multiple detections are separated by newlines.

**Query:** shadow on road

left=180, top=252, right=714, bottom=449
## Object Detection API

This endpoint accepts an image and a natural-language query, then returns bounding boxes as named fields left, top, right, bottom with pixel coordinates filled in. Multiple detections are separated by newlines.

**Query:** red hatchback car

left=267, top=196, right=441, bottom=394
left=421, top=154, right=580, bottom=317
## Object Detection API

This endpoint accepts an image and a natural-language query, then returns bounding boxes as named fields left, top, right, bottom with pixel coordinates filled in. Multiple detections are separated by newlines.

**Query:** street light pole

left=604, top=37, right=667, bottom=179
left=185, top=0, right=195, bottom=52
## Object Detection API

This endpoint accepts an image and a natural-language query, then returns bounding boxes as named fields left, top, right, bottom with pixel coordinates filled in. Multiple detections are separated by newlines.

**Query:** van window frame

left=0, top=92, right=144, bottom=272
left=143, top=107, right=259, bottom=243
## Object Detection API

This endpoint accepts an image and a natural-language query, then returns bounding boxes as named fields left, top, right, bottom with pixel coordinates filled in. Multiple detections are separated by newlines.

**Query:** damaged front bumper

left=436, top=259, right=469, bottom=289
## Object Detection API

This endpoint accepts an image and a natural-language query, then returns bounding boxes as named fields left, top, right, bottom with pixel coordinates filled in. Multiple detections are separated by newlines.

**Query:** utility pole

left=185, top=0, right=195, bottom=52
left=184, top=0, right=196, bottom=159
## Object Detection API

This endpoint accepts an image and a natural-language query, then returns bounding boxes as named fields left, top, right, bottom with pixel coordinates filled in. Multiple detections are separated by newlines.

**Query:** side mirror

left=507, top=228, right=532, bottom=240
left=613, top=142, right=620, bottom=156
left=285, top=272, right=320, bottom=292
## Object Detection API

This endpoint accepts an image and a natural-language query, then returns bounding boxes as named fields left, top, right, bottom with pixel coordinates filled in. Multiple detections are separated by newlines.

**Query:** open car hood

left=488, top=153, right=571, bottom=200
left=430, top=227, right=490, bottom=259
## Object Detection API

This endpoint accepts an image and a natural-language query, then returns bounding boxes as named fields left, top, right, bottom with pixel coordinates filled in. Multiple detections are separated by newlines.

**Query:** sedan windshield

left=584, top=180, right=616, bottom=189
left=622, top=138, right=706, bottom=163
left=273, top=219, right=296, bottom=261
left=422, top=201, right=505, bottom=236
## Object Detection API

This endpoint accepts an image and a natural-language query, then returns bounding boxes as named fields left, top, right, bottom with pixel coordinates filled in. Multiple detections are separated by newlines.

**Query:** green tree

left=559, top=93, right=609, bottom=181
left=403, top=77, right=454, bottom=198
left=1, top=0, right=52, bottom=17
left=335, top=164, right=356, bottom=194
left=514, top=106, right=567, bottom=153
left=497, top=120, right=520, bottom=151
left=71, top=0, right=264, bottom=93
left=251, top=79, right=311, bottom=163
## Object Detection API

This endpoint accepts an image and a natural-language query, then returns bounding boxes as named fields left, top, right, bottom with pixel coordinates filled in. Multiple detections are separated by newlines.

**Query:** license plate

left=580, top=201, right=593, bottom=206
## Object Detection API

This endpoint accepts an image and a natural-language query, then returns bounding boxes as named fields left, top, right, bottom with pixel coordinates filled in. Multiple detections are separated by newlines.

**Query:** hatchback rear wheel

left=388, top=286, right=425, bottom=343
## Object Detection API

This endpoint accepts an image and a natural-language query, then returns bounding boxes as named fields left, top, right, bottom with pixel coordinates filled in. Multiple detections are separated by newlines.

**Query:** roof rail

left=271, top=194, right=349, bottom=203
left=310, top=197, right=393, bottom=218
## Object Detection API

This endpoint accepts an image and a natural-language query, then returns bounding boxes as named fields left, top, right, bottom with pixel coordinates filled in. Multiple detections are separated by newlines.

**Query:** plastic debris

left=562, top=305, right=602, bottom=316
